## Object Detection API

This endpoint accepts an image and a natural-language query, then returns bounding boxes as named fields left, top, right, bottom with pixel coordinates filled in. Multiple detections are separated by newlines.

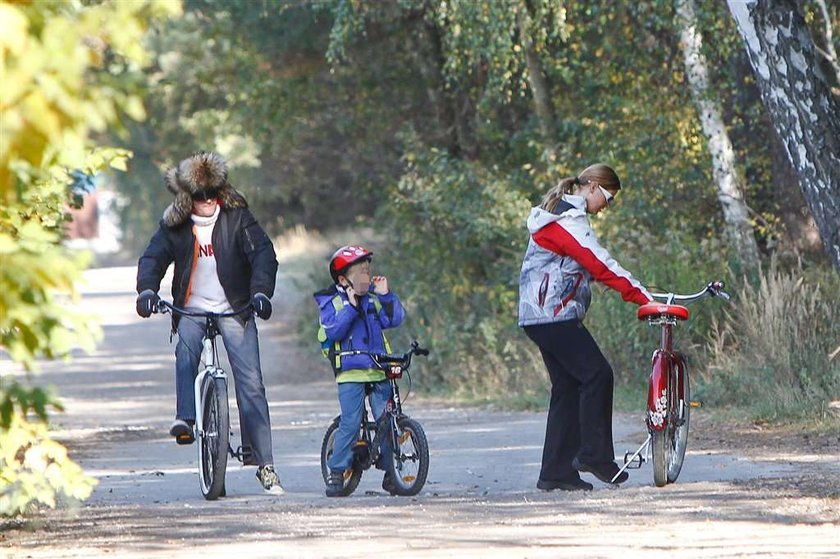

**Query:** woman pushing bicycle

left=518, top=163, right=653, bottom=491
left=314, top=245, right=406, bottom=497
left=135, top=151, right=284, bottom=494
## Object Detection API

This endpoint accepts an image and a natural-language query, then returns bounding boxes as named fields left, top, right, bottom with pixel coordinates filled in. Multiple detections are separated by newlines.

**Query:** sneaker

left=382, top=472, right=397, bottom=495
left=256, top=465, right=285, bottom=494
left=169, top=419, right=195, bottom=445
left=325, top=470, right=346, bottom=497
left=536, top=477, right=593, bottom=492
left=572, top=457, right=629, bottom=484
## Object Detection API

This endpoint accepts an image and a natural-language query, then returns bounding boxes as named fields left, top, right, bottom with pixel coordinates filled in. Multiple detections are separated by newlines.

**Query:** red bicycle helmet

left=329, top=245, right=373, bottom=281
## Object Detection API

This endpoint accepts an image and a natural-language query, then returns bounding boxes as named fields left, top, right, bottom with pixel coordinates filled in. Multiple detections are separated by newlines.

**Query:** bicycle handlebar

left=156, top=300, right=253, bottom=319
left=649, top=280, right=731, bottom=305
left=336, top=340, right=430, bottom=367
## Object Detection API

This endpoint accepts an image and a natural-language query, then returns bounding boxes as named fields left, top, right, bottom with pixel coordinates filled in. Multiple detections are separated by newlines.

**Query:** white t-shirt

left=187, top=206, right=233, bottom=313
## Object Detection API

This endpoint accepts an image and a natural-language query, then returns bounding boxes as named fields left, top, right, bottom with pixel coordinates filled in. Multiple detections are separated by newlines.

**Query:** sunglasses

left=191, top=188, right=221, bottom=202
left=598, top=185, right=615, bottom=206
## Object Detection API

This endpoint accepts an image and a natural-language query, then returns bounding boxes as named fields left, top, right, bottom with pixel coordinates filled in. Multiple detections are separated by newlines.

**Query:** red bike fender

left=647, top=350, right=670, bottom=432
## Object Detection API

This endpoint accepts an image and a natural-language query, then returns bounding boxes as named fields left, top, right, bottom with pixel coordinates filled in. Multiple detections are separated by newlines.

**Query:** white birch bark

left=728, top=0, right=840, bottom=274
left=677, top=0, right=761, bottom=272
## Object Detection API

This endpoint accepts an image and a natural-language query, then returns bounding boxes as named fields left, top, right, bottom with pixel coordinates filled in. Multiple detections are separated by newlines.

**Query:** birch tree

left=727, top=0, right=840, bottom=274
left=677, top=0, right=761, bottom=272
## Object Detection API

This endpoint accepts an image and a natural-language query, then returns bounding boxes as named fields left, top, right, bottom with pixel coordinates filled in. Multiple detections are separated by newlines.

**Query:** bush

left=378, top=143, right=548, bottom=401
left=703, top=263, right=840, bottom=420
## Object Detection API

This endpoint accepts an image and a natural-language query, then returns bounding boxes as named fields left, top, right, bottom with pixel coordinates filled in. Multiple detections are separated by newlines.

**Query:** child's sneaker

left=382, top=472, right=397, bottom=495
left=325, top=470, right=345, bottom=497
left=256, top=465, right=284, bottom=494
left=169, top=419, right=194, bottom=445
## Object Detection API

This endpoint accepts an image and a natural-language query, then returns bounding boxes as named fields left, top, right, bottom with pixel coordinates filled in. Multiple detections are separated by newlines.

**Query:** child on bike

left=314, top=245, right=405, bottom=497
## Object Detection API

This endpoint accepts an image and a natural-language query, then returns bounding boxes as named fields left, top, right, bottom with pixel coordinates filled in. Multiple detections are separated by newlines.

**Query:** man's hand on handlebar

left=251, top=293, right=272, bottom=320
left=136, top=290, right=160, bottom=318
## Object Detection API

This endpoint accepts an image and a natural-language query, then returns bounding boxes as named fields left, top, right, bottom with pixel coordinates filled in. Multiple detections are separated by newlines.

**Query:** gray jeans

left=175, top=315, right=274, bottom=467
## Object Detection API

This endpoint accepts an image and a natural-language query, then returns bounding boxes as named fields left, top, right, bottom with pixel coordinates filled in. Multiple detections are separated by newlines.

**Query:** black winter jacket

left=136, top=207, right=278, bottom=326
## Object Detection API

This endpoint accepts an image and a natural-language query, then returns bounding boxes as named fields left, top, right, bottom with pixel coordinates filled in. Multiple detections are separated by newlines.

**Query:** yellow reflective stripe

left=370, top=294, right=392, bottom=354
left=336, top=368, right=387, bottom=383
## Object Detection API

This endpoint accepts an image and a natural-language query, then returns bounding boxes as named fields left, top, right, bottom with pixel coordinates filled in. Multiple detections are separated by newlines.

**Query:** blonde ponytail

left=540, top=176, right=580, bottom=211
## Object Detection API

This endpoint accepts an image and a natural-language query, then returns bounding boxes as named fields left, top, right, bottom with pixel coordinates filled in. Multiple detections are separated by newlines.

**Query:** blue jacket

left=314, top=284, right=405, bottom=382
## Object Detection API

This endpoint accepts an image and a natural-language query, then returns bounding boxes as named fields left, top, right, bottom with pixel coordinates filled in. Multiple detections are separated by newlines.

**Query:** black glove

left=136, top=290, right=160, bottom=318
left=252, top=293, right=272, bottom=320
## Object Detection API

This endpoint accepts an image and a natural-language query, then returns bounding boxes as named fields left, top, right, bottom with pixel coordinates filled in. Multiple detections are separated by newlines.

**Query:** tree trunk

left=727, top=0, right=840, bottom=274
left=517, top=6, right=557, bottom=152
left=813, top=0, right=840, bottom=86
left=677, top=0, right=761, bottom=272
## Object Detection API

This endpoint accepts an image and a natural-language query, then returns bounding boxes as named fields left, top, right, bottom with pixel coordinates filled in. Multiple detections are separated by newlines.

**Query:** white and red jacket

left=518, top=195, right=652, bottom=326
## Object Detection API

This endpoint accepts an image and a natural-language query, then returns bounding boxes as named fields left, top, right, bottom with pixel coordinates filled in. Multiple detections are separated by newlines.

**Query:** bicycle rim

left=198, top=376, right=229, bottom=500
left=386, top=416, right=429, bottom=496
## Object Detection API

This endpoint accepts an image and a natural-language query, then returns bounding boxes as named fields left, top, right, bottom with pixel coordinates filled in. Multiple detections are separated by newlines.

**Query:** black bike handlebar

left=336, top=340, right=430, bottom=367
left=649, top=280, right=731, bottom=305
left=156, top=300, right=253, bottom=318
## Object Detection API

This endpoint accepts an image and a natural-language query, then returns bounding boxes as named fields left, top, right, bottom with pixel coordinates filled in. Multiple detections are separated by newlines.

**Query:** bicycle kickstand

left=614, top=434, right=651, bottom=483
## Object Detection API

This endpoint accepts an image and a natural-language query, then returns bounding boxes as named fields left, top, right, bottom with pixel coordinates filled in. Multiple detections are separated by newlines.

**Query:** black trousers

left=524, top=320, right=616, bottom=482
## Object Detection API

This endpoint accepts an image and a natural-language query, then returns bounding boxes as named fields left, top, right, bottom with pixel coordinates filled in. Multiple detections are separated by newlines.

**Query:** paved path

left=3, top=267, right=838, bottom=558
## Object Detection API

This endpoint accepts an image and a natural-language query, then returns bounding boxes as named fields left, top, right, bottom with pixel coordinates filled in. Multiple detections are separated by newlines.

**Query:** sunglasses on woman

left=598, top=185, right=614, bottom=206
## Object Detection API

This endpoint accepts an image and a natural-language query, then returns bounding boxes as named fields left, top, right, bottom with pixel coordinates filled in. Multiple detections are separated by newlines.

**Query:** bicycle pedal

left=689, top=400, right=703, bottom=408
left=175, top=433, right=195, bottom=445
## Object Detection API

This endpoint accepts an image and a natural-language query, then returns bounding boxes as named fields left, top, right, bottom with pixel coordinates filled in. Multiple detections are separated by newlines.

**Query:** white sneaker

left=256, top=465, right=285, bottom=494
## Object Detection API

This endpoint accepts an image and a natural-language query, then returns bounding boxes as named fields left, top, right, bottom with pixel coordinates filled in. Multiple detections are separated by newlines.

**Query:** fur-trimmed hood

left=162, top=151, right=248, bottom=227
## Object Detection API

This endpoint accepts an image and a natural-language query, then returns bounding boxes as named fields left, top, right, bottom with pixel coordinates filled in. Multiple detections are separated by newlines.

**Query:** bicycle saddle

left=637, top=303, right=690, bottom=321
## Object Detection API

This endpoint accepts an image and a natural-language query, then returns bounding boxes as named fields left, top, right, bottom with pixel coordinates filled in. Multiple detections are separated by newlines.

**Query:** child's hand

left=344, top=284, right=358, bottom=306
left=371, top=276, right=389, bottom=295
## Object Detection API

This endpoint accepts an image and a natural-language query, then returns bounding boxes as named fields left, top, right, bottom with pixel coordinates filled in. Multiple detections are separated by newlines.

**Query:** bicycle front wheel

left=198, top=375, right=229, bottom=500
left=385, top=416, right=429, bottom=496
left=668, top=373, right=690, bottom=483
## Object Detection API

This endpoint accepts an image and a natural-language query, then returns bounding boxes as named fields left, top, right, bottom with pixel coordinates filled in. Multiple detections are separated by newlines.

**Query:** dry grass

left=704, top=264, right=840, bottom=420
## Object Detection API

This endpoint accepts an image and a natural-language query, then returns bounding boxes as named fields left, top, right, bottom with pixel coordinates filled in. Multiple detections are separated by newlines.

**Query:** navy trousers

left=523, top=319, right=616, bottom=482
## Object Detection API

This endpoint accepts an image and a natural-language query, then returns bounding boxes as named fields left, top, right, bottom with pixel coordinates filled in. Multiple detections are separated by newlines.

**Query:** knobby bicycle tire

left=198, top=375, right=229, bottom=500
left=385, top=416, right=429, bottom=496
left=320, top=416, right=363, bottom=497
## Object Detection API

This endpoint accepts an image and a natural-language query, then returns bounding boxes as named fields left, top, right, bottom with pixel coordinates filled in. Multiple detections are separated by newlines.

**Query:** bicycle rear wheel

left=320, top=417, right=362, bottom=496
left=650, top=374, right=691, bottom=487
left=385, top=416, right=429, bottom=496
left=198, top=375, right=229, bottom=500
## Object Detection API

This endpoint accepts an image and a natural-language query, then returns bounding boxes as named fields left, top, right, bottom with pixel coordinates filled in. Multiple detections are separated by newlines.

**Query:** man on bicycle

left=314, top=245, right=405, bottom=496
left=135, top=151, right=283, bottom=494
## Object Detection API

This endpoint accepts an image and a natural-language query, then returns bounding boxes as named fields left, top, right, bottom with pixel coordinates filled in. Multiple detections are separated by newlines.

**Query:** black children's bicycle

left=155, top=300, right=254, bottom=500
left=320, top=341, right=430, bottom=497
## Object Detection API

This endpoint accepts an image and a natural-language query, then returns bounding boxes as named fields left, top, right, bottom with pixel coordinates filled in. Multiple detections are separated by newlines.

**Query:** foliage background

left=107, top=0, right=839, bottom=418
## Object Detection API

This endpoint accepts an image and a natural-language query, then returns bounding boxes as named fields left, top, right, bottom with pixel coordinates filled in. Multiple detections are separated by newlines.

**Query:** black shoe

left=536, top=477, right=593, bottom=492
left=325, top=471, right=346, bottom=497
left=169, top=419, right=195, bottom=445
left=382, top=472, right=397, bottom=495
left=572, top=457, right=629, bottom=484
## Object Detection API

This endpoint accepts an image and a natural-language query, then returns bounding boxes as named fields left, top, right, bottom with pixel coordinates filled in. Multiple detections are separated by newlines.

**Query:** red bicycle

left=615, top=280, right=730, bottom=487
